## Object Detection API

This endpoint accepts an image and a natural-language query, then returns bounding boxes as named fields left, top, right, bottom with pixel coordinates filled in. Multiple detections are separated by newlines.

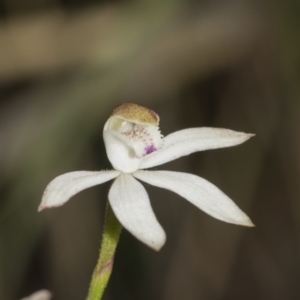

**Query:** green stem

left=86, top=202, right=122, bottom=300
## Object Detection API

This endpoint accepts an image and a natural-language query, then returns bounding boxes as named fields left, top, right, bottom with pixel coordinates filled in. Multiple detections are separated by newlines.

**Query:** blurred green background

left=0, top=0, right=299, bottom=299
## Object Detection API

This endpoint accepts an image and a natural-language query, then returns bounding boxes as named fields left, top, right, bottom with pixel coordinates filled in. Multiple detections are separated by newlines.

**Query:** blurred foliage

left=0, top=0, right=300, bottom=299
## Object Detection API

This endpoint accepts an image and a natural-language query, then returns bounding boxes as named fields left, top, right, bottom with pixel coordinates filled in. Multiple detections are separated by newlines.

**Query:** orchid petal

left=39, top=170, right=120, bottom=211
left=109, top=173, right=166, bottom=250
left=20, top=290, right=52, bottom=300
left=103, top=130, right=141, bottom=173
left=134, top=170, right=254, bottom=226
left=140, top=128, right=254, bottom=169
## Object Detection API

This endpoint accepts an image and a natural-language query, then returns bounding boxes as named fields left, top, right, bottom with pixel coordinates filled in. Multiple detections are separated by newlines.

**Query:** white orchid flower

left=39, top=103, right=254, bottom=250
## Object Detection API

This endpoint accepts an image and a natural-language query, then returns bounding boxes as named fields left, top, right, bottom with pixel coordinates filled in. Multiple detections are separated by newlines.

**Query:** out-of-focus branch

left=121, top=7, right=263, bottom=102
left=0, top=7, right=117, bottom=82
left=0, top=5, right=262, bottom=83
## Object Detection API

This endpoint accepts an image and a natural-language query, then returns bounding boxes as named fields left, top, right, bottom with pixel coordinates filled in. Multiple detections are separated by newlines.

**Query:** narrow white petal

left=39, top=170, right=120, bottom=211
left=109, top=173, right=166, bottom=250
left=134, top=170, right=254, bottom=226
left=140, top=128, right=254, bottom=169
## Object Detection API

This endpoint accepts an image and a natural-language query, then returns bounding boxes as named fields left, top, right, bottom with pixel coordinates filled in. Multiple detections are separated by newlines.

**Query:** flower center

left=103, top=103, right=164, bottom=173
left=108, top=117, right=163, bottom=158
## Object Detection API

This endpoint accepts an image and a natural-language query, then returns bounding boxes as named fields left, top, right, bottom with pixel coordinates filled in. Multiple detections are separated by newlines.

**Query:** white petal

left=20, top=290, right=52, bottom=300
left=134, top=170, right=254, bottom=226
left=39, top=170, right=120, bottom=211
left=109, top=173, right=166, bottom=250
left=140, top=128, right=254, bottom=169
left=103, top=129, right=141, bottom=173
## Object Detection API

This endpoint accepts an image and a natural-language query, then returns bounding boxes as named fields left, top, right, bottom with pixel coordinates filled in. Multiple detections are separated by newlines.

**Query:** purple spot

left=145, top=145, right=156, bottom=155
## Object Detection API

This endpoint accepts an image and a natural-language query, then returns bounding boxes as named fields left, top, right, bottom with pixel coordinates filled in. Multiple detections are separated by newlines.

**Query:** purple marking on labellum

left=145, top=145, right=156, bottom=155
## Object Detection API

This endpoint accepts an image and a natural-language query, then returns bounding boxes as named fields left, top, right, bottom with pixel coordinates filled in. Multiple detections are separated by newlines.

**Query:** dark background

left=0, top=0, right=299, bottom=299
